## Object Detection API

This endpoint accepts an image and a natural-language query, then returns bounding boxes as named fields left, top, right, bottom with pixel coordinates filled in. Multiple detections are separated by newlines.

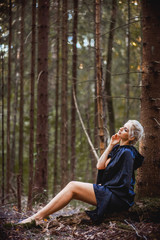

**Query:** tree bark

left=34, top=0, right=49, bottom=200
left=136, top=0, right=160, bottom=197
left=70, top=0, right=78, bottom=181
left=11, top=4, right=20, bottom=177
left=93, top=0, right=99, bottom=183
left=18, top=0, right=25, bottom=196
left=27, top=0, right=36, bottom=210
left=53, top=0, right=60, bottom=196
left=1, top=51, right=5, bottom=204
left=125, top=0, right=130, bottom=121
left=60, top=0, right=68, bottom=188
left=104, top=0, right=117, bottom=137
left=95, top=0, right=105, bottom=155
left=6, top=0, right=12, bottom=198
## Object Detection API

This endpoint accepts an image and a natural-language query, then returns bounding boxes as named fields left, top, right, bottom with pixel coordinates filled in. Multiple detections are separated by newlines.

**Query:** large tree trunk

left=53, top=0, right=60, bottom=196
left=18, top=0, right=25, bottom=196
left=6, top=0, right=12, bottom=199
left=1, top=51, right=5, bottom=204
left=104, top=0, right=117, bottom=137
left=34, top=0, right=49, bottom=200
left=27, top=0, right=36, bottom=210
left=60, top=0, right=68, bottom=188
left=136, top=0, right=160, bottom=197
left=95, top=0, right=105, bottom=155
left=70, top=0, right=78, bottom=181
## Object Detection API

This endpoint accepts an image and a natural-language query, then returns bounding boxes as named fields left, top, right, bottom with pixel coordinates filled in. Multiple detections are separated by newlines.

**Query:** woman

left=19, top=120, right=144, bottom=225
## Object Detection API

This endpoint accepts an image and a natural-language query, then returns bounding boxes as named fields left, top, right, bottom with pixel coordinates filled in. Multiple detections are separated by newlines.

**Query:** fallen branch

left=73, top=89, right=99, bottom=161
left=124, top=219, right=147, bottom=240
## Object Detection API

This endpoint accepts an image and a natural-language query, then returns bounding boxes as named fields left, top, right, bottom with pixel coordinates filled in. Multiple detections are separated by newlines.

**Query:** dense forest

left=0, top=0, right=160, bottom=238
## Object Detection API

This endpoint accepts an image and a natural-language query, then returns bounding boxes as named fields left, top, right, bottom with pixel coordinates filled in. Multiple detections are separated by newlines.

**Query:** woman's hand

left=110, top=133, right=120, bottom=147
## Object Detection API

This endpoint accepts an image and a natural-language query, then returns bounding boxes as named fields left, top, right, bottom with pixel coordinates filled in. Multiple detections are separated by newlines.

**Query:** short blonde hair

left=126, top=120, right=144, bottom=145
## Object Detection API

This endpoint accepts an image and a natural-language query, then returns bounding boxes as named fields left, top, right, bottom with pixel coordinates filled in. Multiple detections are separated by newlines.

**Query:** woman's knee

left=66, top=181, right=77, bottom=194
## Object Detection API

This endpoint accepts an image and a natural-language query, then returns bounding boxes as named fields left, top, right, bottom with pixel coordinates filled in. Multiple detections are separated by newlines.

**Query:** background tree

left=70, top=0, right=79, bottom=181
left=125, top=0, right=131, bottom=121
left=104, top=0, right=117, bottom=136
left=136, top=0, right=160, bottom=197
left=6, top=0, right=12, bottom=199
left=34, top=0, right=50, bottom=200
left=95, top=0, right=105, bottom=155
left=27, top=0, right=36, bottom=210
left=53, top=0, right=60, bottom=196
left=18, top=0, right=25, bottom=197
left=60, top=0, right=68, bottom=188
left=1, top=50, right=5, bottom=204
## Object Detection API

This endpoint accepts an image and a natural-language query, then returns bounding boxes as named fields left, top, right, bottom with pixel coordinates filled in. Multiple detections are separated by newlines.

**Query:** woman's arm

left=96, top=134, right=120, bottom=169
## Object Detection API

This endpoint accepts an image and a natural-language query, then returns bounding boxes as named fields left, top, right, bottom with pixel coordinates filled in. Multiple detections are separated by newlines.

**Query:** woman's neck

left=120, top=140, right=130, bottom=146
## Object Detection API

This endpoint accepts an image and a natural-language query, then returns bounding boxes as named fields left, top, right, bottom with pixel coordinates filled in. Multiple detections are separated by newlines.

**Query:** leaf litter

left=0, top=201, right=160, bottom=240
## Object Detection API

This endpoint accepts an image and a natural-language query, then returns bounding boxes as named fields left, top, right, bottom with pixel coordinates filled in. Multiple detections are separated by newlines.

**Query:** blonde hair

left=126, top=120, right=144, bottom=145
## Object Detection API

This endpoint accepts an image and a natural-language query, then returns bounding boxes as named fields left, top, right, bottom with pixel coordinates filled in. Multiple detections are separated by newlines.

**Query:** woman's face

left=117, top=122, right=131, bottom=142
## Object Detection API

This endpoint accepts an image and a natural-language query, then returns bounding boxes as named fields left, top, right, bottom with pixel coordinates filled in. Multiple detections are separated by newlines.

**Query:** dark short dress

left=86, top=144, right=144, bottom=224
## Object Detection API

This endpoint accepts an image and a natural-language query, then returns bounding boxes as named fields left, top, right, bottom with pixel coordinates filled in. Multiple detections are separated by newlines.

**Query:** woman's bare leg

left=20, top=181, right=97, bottom=224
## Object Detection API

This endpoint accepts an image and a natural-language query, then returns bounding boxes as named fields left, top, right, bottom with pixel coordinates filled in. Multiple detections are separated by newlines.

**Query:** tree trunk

left=53, top=0, right=60, bottom=196
left=6, top=0, right=12, bottom=199
left=11, top=4, right=20, bottom=177
left=93, top=1, right=98, bottom=182
left=70, top=0, right=78, bottom=181
left=18, top=0, right=25, bottom=195
left=95, top=0, right=105, bottom=155
left=27, top=0, right=36, bottom=210
left=60, top=0, right=68, bottom=188
left=1, top=51, right=5, bottom=204
left=34, top=0, right=49, bottom=200
left=136, top=0, right=160, bottom=197
left=104, top=0, right=117, bottom=137
left=125, top=0, right=130, bottom=121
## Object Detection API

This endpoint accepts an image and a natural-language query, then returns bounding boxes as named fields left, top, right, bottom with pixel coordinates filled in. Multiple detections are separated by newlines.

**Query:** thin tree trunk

left=93, top=0, right=98, bottom=182
left=136, top=0, right=160, bottom=197
left=1, top=51, right=5, bottom=204
left=61, top=0, right=68, bottom=189
left=95, top=0, right=105, bottom=155
left=125, top=0, right=130, bottom=120
left=70, top=0, right=78, bottom=181
left=11, top=5, right=20, bottom=175
left=18, top=0, right=25, bottom=195
left=6, top=0, right=12, bottom=199
left=34, top=0, right=49, bottom=200
left=104, top=0, right=117, bottom=137
left=27, top=0, right=36, bottom=210
left=53, top=0, right=60, bottom=196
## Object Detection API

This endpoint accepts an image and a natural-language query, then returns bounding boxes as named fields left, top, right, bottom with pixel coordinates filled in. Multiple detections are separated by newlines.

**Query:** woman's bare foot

left=18, top=214, right=43, bottom=225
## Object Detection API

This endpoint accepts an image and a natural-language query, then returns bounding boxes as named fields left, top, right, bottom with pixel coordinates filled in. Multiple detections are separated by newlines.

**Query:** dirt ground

left=0, top=199, right=160, bottom=240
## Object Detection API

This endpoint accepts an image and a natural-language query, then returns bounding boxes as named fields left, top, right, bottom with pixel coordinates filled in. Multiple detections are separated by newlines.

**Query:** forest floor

left=0, top=198, right=160, bottom=240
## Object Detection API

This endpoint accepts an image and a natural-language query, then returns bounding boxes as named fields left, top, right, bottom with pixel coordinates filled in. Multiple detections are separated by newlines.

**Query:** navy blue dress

left=86, top=144, right=144, bottom=224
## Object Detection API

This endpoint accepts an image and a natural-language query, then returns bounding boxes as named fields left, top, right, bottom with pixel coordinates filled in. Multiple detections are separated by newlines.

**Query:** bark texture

left=95, top=0, right=105, bottom=155
left=70, top=0, right=78, bottom=181
left=27, top=0, right=36, bottom=210
left=53, top=0, right=60, bottom=196
left=136, top=0, right=160, bottom=197
left=34, top=0, right=49, bottom=199
left=105, top=0, right=117, bottom=137
left=61, top=0, right=68, bottom=188
left=18, top=0, right=25, bottom=193
left=1, top=52, right=5, bottom=204
left=6, top=0, right=12, bottom=198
